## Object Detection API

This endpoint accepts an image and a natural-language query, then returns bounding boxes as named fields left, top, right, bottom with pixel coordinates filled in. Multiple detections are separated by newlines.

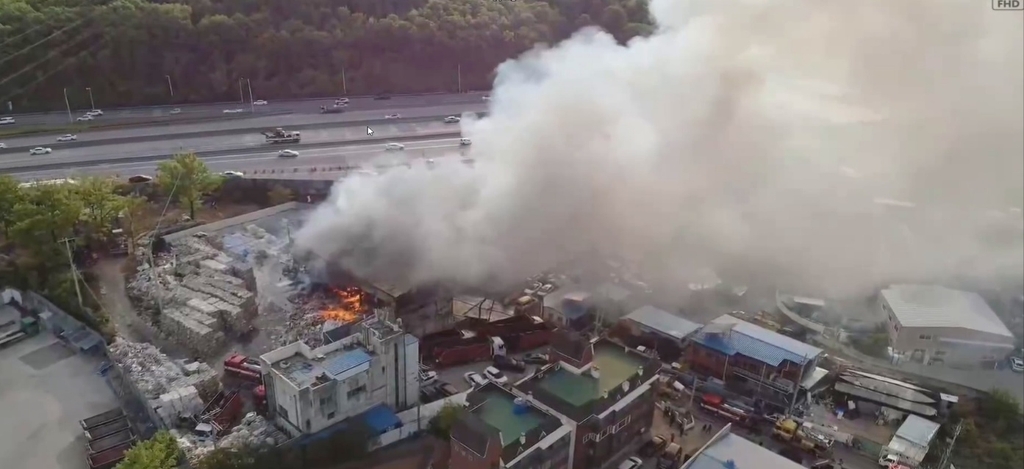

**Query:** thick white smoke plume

left=295, top=0, right=1024, bottom=298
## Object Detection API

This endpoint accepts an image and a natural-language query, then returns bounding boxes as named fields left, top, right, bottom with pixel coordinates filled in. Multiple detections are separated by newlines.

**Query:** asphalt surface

left=13, top=137, right=468, bottom=181
left=1, top=121, right=465, bottom=172
left=0, top=102, right=487, bottom=150
left=1, top=92, right=489, bottom=127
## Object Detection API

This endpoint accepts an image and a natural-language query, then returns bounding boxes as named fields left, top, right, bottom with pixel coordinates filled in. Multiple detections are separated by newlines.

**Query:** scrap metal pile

left=127, top=234, right=258, bottom=356
left=175, top=412, right=287, bottom=465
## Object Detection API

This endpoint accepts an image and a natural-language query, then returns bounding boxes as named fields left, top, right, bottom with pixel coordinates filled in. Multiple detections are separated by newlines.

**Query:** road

left=0, top=102, right=486, bottom=150
left=1, top=92, right=489, bottom=127
left=12, top=138, right=469, bottom=181
left=0, top=121, right=465, bottom=172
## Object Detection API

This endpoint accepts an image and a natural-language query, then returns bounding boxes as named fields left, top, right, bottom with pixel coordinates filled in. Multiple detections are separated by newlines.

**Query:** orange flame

left=320, top=287, right=363, bottom=323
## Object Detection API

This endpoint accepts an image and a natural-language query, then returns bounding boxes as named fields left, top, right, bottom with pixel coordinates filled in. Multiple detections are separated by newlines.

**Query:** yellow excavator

left=772, top=419, right=834, bottom=457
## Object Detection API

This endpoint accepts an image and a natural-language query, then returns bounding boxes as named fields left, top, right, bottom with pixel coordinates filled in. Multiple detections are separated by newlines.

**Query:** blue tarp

left=362, top=404, right=403, bottom=435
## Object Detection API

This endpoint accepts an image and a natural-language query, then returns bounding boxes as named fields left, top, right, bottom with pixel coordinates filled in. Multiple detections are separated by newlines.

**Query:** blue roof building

left=688, top=315, right=825, bottom=412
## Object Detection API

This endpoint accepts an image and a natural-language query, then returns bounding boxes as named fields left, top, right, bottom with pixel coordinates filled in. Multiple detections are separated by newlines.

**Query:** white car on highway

left=223, top=108, right=244, bottom=114
left=482, top=95, right=491, bottom=101
left=0, top=117, right=15, bottom=125
left=460, top=137, right=472, bottom=146
left=29, top=147, right=52, bottom=155
left=0, top=143, right=6, bottom=149
left=384, top=142, right=405, bottom=151
left=170, top=108, right=181, bottom=115
left=254, top=100, right=268, bottom=106
left=444, top=116, right=460, bottom=123
left=76, top=115, right=94, bottom=121
left=384, top=114, right=401, bottom=119
left=221, top=171, right=244, bottom=178
left=87, top=109, right=103, bottom=116
left=56, top=134, right=77, bottom=142
left=278, top=149, right=300, bottom=158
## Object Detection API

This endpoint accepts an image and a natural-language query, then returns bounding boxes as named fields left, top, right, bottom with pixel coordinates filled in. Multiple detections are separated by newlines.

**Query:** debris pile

left=278, top=287, right=368, bottom=348
left=153, top=385, right=205, bottom=428
left=127, top=235, right=258, bottom=356
left=176, top=412, right=287, bottom=466
left=108, top=339, right=220, bottom=400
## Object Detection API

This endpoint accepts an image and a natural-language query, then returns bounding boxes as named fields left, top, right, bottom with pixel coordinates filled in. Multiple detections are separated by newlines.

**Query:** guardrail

left=2, top=90, right=490, bottom=117
left=2, top=131, right=463, bottom=173
left=0, top=112, right=486, bottom=154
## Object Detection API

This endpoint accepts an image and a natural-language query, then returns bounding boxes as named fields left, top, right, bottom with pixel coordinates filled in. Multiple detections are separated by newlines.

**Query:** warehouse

left=881, top=284, right=1016, bottom=368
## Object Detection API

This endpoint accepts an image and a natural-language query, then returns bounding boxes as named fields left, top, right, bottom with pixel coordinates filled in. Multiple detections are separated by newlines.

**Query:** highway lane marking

left=7, top=141, right=464, bottom=177
left=0, top=136, right=462, bottom=168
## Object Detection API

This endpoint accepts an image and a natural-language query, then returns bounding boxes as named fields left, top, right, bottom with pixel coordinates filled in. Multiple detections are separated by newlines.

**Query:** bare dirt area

left=135, top=201, right=263, bottom=234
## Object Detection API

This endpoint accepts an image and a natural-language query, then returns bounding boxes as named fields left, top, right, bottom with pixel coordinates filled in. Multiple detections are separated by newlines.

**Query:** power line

left=0, top=36, right=107, bottom=107
left=935, top=419, right=963, bottom=469
left=0, top=21, right=51, bottom=50
left=0, top=29, right=99, bottom=90
left=0, top=14, right=93, bottom=69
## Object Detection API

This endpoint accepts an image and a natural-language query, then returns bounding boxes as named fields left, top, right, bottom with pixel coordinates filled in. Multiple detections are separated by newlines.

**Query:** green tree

left=116, top=431, right=180, bottom=469
left=427, top=402, right=464, bottom=439
left=11, top=184, right=82, bottom=247
left=121, top=195, right=149, bottom=254
left=75, top=177, right=126, bottom=242
left=266, top=185, right=294, bottom=206
left=156, top=153, right=218, bottom=220
left=0, top=175, right=23, bottom=237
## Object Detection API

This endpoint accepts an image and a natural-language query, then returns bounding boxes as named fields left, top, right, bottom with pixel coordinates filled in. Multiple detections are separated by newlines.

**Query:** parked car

left=464, top=372, right=488, bottom=387
left=483, top=366, right=508, bottom=384
left=523, top=353, right=549, bottom=365
left=1010, top=356, right=1023, bottom=373
left=437, top=382, right=459, bottom=397
left=640, top=435, right=667, bottom=457
left=493, top=355, right=526, bottom=373
left=618, top=457, right=643, bottom=469
left=419, top=370, right=438, bottom=385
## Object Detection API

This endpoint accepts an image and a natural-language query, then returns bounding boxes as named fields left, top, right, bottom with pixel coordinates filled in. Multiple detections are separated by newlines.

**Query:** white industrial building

left=259, top=313, right=419, bottom=437
left=881, top=284, right=1016, bottom=367
left=879, top=414, right=941, bottom=467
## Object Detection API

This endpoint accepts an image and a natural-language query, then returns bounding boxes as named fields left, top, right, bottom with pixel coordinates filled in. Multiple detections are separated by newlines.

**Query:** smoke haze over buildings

left=294, top=0, right=1024, bottom=298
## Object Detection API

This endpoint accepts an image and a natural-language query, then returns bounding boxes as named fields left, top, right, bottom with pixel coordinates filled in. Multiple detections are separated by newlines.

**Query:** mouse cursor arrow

left=366, top=126, right=374, bottom=136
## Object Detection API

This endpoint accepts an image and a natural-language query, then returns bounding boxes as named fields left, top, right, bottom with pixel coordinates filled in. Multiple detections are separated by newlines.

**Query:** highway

left=12, top=138, right=470, bottom=181
left=0, top=121, right=465, bottom=172
left=2, top=92, right=489, bottom=127
left=0, top=102, right=487, bottom=150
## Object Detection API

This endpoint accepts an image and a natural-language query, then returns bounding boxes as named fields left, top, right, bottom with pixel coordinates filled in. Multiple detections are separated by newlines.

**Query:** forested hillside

left=0, top=0, right=653, bottom=111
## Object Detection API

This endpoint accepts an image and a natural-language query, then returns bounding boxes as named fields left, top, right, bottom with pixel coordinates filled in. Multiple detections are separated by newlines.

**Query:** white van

left=460, top=137, right=472, bottom=146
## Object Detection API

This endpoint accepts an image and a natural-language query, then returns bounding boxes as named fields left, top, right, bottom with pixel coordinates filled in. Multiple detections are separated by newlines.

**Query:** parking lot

left=0, top=333, right=120, bottom=469
left=420, top=348, right=548, bottom=402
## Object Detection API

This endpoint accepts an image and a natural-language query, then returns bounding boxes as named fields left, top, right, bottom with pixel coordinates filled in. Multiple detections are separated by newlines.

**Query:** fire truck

left=263, top=128, right=301, bottom=144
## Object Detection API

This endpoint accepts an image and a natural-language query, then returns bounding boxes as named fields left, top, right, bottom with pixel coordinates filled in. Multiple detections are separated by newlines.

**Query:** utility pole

left=936, top=419, right=963, bottom=469
left=59, top=237, right=84, bottom=309
left=63, top=88, right=73, bottom=124
left=457, top=63, right=462, bottom=93
left=86, top=87, right=95, bottom=110
left=246, top=79, right=255, bottom=113
left=238, top=78, right=244, bottom=103
left=341, top=67, right=347, bottom=95
left=165, top=75, right=174, bottom=97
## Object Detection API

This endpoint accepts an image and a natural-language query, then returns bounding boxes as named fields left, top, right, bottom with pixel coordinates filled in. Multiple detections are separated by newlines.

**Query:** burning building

left=302, top=255, right=455, bottom=338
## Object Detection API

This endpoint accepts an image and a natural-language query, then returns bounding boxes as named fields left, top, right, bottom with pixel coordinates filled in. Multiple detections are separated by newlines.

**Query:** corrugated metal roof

left=362, top=404, right=403, bottom=434
left=882, top=285, right=1013, bottom=338
left=895, top=415, right=941, bottom=448
left=685, top=432, right=803, bottom=469
left=691, top=315, right=822, bottom=367
left=624, top=305, right=702, bottom=340
left=323, top=349, right=372, bottom=377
